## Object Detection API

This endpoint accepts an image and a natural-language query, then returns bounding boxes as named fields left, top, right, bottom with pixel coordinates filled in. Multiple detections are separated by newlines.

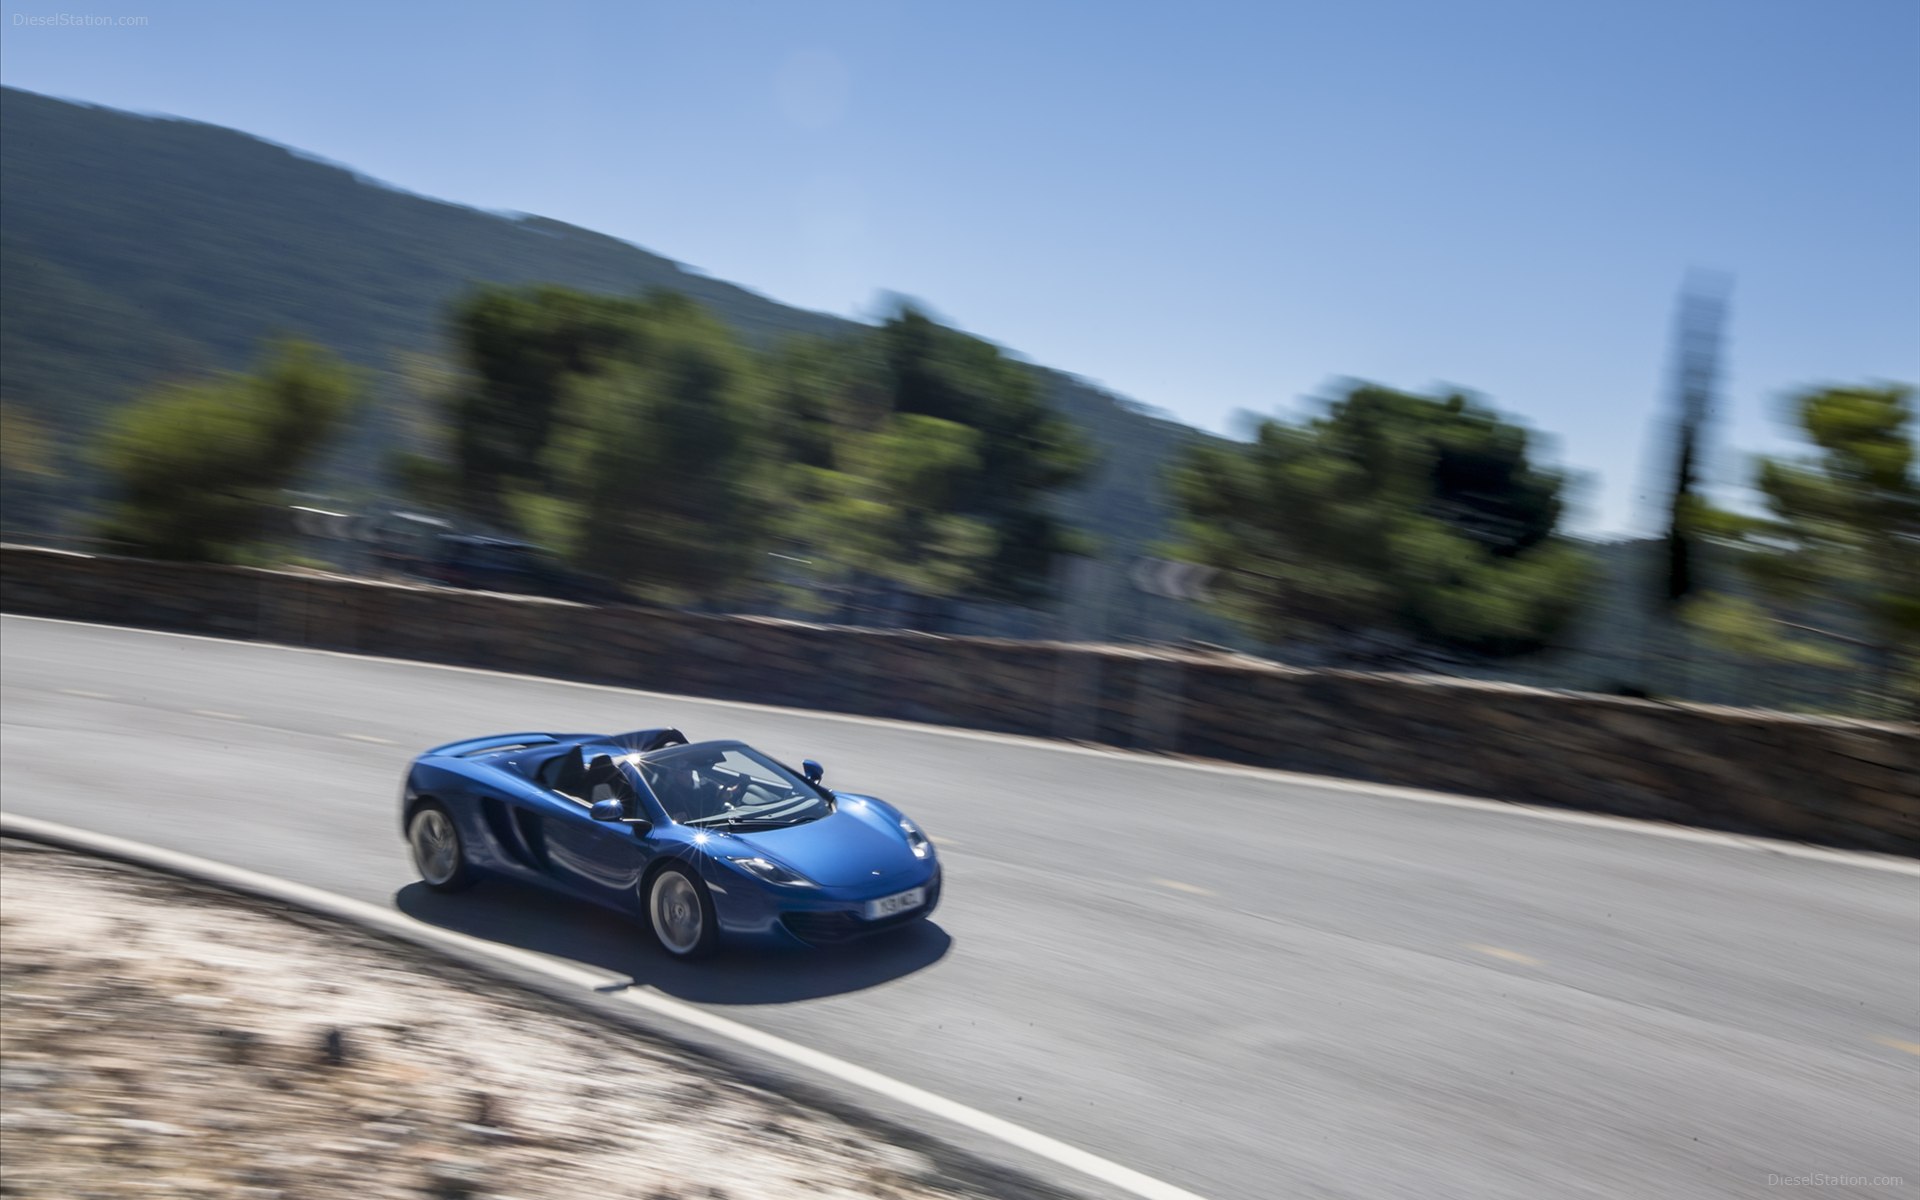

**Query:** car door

left=459, top=745, right=603, bottom=895
left=538, top=758, right=654, bottom=907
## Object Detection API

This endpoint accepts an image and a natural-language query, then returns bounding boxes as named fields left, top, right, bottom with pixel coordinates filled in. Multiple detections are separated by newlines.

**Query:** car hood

left=723, top=797, right=920, bottom=887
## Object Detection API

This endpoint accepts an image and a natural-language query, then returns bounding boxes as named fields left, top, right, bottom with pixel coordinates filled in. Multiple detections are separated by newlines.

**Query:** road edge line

left=0, top=811, right=1212, bottom=1200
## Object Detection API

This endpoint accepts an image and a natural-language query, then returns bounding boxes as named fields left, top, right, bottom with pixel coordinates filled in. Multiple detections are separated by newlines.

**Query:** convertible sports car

left=400, top=727, right=940, bottom=957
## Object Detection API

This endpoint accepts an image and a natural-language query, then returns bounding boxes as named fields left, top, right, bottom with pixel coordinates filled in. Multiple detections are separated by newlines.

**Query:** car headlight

left=726, top=855, right=817, bottom=888
left=900, top=818, right=932, bottom=859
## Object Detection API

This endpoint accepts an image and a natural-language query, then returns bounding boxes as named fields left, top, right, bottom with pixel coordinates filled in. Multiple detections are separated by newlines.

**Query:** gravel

left=0, top=842, right=1029, bottom=1200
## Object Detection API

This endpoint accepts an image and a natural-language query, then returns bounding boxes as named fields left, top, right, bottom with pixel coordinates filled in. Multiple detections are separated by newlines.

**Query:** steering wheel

left=716, top=775, right=752, bottom=810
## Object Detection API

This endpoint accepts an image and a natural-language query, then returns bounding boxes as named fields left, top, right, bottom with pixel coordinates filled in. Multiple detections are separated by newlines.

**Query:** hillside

left=0, top=89, right=1887, bottom=712
left=0, top=86, right=1202, bottom=558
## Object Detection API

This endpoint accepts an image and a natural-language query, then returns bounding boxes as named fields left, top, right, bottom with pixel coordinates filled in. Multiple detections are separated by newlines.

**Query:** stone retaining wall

left=4, top=545, right=1913, bottom=854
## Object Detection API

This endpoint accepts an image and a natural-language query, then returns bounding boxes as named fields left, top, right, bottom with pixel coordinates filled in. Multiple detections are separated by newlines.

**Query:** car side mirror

left=802, top=759, right=824, bottom=784
left=590, top=798, right=652, bottom=834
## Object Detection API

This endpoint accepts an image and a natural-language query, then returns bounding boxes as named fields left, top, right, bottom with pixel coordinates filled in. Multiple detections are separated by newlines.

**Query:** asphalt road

left=4, top=615, right=1916, bottom=1200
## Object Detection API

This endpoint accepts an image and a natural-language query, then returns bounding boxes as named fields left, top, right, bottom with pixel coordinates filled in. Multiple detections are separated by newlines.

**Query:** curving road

left=4, top=615, right=1917, bottom=1199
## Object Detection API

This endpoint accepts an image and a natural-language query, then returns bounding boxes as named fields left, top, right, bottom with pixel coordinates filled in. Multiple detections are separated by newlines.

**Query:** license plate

left=864, top=887, right=925, bottom=919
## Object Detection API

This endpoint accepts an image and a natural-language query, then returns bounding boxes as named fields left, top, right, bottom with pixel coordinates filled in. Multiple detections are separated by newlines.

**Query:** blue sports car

left=400, top=727, right=940, bottom=957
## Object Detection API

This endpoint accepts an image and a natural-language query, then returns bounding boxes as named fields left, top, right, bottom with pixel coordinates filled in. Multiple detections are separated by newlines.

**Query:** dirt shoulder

left=0, top=841, right=1041, bottom=1200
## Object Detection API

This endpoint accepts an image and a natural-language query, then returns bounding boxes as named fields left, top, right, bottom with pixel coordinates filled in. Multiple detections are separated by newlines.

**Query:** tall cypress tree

left=1658, top=276, right=1730, bottom=612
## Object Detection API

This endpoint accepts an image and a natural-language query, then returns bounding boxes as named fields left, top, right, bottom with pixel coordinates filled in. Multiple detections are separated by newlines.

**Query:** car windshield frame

left=630, top=740, right=832, bottom=828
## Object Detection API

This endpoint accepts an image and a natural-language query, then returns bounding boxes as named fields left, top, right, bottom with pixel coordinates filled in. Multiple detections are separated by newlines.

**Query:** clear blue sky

left=5, top=0, right=1915, bottom=534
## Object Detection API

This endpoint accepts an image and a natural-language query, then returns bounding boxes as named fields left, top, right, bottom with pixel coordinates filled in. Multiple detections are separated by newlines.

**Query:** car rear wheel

left=648, top=864, right=717, bottom=959
left=409, top=804, right=475, bottom=892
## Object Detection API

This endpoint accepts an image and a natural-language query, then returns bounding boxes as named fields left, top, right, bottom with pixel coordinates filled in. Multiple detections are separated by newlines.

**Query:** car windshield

left=633, top=741, right=830, bottom=827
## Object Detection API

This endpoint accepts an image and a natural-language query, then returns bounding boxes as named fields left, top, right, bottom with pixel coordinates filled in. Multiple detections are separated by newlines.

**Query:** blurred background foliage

left=1171, top=385, right=1589, bottom=660
left=769, top=304, right=1091, bottom=612
left=2, top=87, right=1914, bottom=717
left=515, top=294, right=769, bottom=602
left=398, top=285, right=1090, bottom=608
left=1693, top=384, right=1919, bottom=711
left=91, top=341, right=361, bottom=562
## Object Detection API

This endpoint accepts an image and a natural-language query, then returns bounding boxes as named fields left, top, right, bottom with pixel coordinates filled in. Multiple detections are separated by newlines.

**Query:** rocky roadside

left=0, top=841, right=1041, bottom=1200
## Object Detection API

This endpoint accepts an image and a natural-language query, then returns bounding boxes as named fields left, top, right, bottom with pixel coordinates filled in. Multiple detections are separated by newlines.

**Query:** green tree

left=785, top=414, right=996, bottom=602
left=445, top=285, right=650, bottom=526
left=1656, top=280, right=1728, bottom=612
left=1702, top=383, right=1919, bottom=713
left=521, top=295, right=769, bottom=600
left=875, top=304, right=1090, bottom=599
left=92, top=340, right=360, bottom=561
left=763, top=334, right=866, bottom=472
left=770, top=302, right=1091, bottom=607
left=1171, top=383, right=1589, bottom=659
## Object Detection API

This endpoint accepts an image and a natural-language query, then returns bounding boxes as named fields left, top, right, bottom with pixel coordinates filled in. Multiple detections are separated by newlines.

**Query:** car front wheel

left=408, top=804, right=475, bottom=892
left=647, top=864, right=717, bottom=958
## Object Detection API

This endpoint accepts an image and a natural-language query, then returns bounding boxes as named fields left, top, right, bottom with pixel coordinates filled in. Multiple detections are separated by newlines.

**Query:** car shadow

left=393, top=876, right=951, bottom=1005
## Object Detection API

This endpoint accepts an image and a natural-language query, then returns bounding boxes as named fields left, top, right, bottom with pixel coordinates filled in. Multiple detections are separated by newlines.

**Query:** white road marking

left=1152, top=878, right=1215, bottom=896
left=0, top=812, right=1212, bottom=1200
left=7, top=614, right=1916, bottom=878
left=190, top=708, right=245, bottom=720
left=1465, top=943, right=1542, bottom=966
left=58, top=688, right=115, bottom=699
left=341, top=733, right=395, bottom=745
